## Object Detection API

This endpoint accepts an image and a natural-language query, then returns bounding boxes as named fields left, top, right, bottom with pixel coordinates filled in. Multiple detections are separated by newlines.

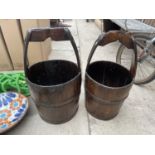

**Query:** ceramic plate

left=0, top=92, right=28, bottom=134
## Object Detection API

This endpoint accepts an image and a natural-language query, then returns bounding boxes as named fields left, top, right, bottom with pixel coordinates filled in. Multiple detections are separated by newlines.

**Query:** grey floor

left=7, top=20, right=155, bottom=135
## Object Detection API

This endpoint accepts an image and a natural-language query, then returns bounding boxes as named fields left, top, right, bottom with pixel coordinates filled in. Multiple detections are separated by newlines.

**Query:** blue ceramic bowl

left=0, top=92, right=29, bottom=134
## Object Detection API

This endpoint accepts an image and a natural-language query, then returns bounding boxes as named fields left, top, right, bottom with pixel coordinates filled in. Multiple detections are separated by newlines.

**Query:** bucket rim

left=26, top=59, right=81, bottom=88
left=85, top=60, right=134, bottom=90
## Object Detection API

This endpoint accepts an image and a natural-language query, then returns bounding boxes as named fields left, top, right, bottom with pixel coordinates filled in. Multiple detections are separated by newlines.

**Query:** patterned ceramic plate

left=0, top=92, right=28, bottom=134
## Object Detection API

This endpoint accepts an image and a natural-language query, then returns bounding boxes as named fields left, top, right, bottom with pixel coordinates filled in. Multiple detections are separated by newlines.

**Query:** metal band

left=86, top=89, right=128, bottom=105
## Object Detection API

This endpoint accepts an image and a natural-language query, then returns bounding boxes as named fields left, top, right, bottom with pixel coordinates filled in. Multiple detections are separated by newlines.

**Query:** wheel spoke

left=137, top=63, right=145, bottom=80
left=140, top=63, right=148, bottom=78
left=145, top=57, right=155, bottom=68
left=116, top=37, right=155, bottom=84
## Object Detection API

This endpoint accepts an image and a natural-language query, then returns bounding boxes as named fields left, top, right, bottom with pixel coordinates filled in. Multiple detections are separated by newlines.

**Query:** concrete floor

left=7, top=20, right=155, bottom=135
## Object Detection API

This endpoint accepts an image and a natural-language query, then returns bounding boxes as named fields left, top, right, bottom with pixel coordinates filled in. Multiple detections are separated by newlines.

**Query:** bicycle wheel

left=116, top=35, right=155, bottom=85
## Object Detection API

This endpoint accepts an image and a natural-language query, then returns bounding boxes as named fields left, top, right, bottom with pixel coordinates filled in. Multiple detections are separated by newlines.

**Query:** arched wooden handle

left=24, top=27, right=81, bottom=77
left=27, top=27, right=70, bottom=41
left=98, top=31, right=135, bottom=49
left=86, top=31, right=137, bottom=78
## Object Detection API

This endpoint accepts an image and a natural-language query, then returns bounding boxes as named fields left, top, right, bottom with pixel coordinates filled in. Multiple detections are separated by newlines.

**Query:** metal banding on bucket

left=24, top=27, right=81, bottom=124
left=85, top=31, right=137, bottom=120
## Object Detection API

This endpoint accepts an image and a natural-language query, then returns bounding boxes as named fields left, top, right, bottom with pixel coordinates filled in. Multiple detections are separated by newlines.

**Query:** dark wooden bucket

left=24, top=27, right=81, bottom=124
left=85, top=31, right=137, bottom=120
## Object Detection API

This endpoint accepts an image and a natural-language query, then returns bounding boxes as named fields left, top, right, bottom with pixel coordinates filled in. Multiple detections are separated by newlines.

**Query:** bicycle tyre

left=116, top=34, right=155, bottom=85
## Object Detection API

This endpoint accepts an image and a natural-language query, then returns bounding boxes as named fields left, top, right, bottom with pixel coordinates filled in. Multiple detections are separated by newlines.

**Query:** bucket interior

left=87, top=61, right=133, bottom=87
left=27, top=60, right=79, bottom=86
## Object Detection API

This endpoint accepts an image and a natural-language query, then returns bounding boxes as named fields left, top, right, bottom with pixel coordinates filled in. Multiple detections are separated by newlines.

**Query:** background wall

left=0, top=19, right=51, bottom=71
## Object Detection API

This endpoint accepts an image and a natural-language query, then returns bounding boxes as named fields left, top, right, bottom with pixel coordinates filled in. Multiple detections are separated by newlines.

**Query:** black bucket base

left=39, top=106, right=79, bottom=124
left=35, top=97, right=80, bottom=124
left=85, top=102, right=121, bottom=120
left=86, top=107, right=119, bottom=120
left=85, top=90, right=123, bottom=120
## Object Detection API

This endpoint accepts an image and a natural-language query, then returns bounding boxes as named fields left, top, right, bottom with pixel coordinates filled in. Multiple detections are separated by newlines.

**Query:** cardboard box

left=38, top=20, right=51, bottom=60
left=0, top=19, right=51, bottom=71
left=20, top=19, right=51, bottom=65
left=0, top=19, right=24, bottom=70
left=0, top=27, right=13, bottom=71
